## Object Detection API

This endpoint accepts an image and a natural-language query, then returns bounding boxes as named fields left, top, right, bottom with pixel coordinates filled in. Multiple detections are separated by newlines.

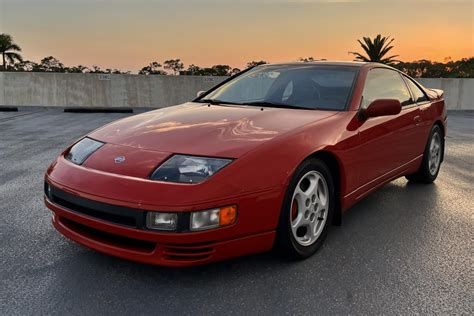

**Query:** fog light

left=146, top=212, right=177, bottom=231
left=190, top=205, right=237, bottom=231
left=190, top=209, right=219, bottom=231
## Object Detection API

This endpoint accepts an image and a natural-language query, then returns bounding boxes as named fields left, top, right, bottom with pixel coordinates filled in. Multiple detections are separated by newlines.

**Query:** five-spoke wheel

left=276, top=158, right=334, bottom=259
left=428, top=132, right=441, bottom=176
left=290, top=171, right=329, bottom=246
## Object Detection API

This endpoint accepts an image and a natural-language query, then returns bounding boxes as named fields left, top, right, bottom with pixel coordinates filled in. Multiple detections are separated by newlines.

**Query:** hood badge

left=114, top=156, right=126, bottom=164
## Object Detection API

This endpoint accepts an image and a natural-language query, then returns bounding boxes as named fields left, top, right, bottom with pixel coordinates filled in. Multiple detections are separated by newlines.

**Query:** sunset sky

left=1, top=0, right=473, bottom=72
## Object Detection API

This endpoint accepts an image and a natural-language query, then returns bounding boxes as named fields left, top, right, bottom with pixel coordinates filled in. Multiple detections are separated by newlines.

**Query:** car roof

left=261, top=61, right=386, bottom=68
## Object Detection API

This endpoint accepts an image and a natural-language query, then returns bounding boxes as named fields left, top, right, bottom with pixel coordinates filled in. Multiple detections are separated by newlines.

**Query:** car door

left=355, top=68, right=421, bottom=187
left=402, top=75, right=434, bottom=154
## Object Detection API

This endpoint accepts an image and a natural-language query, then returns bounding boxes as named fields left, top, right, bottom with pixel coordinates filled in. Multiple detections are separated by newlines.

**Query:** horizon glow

left=0, top=0, right=473, bottom=72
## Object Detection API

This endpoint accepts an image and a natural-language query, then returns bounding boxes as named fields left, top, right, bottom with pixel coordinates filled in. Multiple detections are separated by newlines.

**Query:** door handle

left=414, top=115, right=422, bottom=124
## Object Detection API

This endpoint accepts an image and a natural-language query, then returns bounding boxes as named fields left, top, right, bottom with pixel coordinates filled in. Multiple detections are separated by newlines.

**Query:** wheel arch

left=306, top=150, right=344, bottom=226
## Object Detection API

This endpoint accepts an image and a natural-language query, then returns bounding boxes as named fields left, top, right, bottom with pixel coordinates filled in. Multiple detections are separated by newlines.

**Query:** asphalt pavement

left=1, top=108, right=472, bottom=315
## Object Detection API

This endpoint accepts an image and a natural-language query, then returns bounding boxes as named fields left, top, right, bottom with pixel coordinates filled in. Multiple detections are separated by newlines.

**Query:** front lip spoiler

left=51, top=209, right=276, bottom=267
left=45, top=197, right=276, bottom=267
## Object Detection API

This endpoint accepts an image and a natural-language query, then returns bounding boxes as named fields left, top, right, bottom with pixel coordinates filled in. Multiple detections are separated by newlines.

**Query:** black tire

left=406, top=125, right=444, bottom=183
left=275, top=158, right=335, bottom=260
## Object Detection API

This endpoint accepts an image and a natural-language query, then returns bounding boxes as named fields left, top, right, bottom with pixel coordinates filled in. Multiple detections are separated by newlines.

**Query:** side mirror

left=197, top=90, right=206, bottom=97
left=361, top=99, right=401, bottom=119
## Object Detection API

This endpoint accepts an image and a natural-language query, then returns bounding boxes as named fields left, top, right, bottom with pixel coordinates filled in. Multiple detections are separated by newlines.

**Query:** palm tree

left=349, top=34, right=399, bottom=65
left=0, top=34, right=23, bottom=70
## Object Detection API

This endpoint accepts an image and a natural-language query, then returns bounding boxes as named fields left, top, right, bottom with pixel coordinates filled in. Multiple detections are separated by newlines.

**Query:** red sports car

left=44, top=62, right=446, bottom=267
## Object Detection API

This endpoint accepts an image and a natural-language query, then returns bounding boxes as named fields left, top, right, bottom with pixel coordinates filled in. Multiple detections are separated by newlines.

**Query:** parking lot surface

left=1, top=108, right=472, bottom=315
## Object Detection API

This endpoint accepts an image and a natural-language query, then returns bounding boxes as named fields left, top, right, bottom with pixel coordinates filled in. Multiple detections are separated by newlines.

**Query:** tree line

left=1, top=33, right=472, bottom=78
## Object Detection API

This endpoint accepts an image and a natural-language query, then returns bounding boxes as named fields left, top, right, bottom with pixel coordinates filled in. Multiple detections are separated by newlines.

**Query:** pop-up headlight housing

left=150, top=155, right=233, bottom=184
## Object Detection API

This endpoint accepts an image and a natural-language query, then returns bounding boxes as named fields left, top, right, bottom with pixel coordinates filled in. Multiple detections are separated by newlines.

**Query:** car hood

left=89, top=102, right=337, bottom=158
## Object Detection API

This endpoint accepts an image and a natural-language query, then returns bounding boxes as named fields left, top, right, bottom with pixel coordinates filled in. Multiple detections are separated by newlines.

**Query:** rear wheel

left=276, top=158, right=334, bottom=259
left=406, top=125, right=443, bottom=183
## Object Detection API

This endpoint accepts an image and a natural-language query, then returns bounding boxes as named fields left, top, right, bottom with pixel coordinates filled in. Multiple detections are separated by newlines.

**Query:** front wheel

left=276, top=158, right=335, bottom=259
left=406, top=125, right=444, bottom=183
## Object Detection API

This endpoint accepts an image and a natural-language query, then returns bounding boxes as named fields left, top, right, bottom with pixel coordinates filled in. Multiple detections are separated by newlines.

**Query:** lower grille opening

left=162, top=244, right=214, bottom=261
left=60, top=217, right=156, bottom=253
left=53, top=195, right=137, bottom=227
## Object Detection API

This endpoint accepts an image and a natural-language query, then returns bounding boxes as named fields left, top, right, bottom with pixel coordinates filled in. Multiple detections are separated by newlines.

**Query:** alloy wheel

left=290, top=171, right=329, bottom=246
left=429, top=132, right=441, bottom=175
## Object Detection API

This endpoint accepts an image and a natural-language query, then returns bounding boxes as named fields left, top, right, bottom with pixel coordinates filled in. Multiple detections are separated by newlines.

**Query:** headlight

left=65, top=137, right=104, bottom=165
left=150, top=155, right=233, bottom=184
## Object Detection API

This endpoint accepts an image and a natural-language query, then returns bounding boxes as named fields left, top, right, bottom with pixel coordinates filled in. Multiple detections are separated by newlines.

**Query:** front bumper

left=44, top=183, right=278, bottom=267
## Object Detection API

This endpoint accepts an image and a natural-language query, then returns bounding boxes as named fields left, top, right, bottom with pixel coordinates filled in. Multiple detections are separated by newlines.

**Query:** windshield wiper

left=244, top=101, right=311, bottom=110
left=196, top=98, right=242, bottom=105
left=198, top=99, right=313, bottom=110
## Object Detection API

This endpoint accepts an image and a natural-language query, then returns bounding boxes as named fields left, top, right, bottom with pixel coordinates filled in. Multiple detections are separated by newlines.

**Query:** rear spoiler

left=424, top=88, right=444, bottom=101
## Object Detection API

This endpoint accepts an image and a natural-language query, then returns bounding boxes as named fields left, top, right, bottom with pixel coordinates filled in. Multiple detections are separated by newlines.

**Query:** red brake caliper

left=291, top=199, right=298, bottom=221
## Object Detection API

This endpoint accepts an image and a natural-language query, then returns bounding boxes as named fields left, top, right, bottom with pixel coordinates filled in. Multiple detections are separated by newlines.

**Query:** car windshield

left=198, top=64, right=358, bottom=110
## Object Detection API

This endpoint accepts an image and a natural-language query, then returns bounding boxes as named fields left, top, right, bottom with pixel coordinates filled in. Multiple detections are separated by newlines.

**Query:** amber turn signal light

left=219, top=205, right=238, bottom=226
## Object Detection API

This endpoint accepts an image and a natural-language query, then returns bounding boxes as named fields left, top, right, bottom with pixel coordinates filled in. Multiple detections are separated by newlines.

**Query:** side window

left=404, top=76, right=429, bottom=103
left=362, top=68, right=413, bottom=108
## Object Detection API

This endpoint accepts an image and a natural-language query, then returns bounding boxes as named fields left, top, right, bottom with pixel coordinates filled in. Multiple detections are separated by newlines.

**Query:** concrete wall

left=0, top=72, right=227, bottom=108
left=417, top=78, right=473, bottom=110
left=0, top=72, right=471, bottom=110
